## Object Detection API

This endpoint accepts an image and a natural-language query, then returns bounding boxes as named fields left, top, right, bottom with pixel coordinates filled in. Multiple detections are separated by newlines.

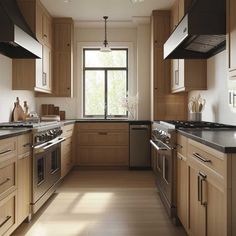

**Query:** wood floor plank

left=12, top=170, right=186, bottom=236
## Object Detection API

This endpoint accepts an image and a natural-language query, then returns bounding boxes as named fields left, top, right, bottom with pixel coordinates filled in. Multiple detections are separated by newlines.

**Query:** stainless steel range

left=150, top=120, right=236, bottom=221
left=31, top=122, right=65, bottom=214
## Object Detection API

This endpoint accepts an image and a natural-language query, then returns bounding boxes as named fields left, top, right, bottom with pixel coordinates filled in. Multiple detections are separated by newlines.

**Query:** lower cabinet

left=76, top=123, right=129, bottom=167
left=0, top=191, right=17, bottom=236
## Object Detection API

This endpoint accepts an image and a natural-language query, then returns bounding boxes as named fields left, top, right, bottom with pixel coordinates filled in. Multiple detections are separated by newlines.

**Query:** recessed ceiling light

left=63, top=0, right=72, bottom=3
left=130, top=0, right=144, bottom=3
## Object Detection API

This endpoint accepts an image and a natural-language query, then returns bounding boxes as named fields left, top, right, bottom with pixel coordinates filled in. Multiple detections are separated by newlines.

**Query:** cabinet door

left=54, top=23, right=72, bottom=52
left=17, top=155, right=30, bottom=225
left=177, top=155, right=188, bottom=230
left=43, top=13, right=52, bottom=48
left=207, top=176, right=227, bottom=236
left=228, top=0, right=236, bottom=78
left=42, top=45, right=52, bottom=92
left=189, top=165, right=206, bottom=236
left=53, top=52, right=72, bottom=96
left=171, top=0, right=179, bottom=31
left=36, top=2, right=43, bottom=43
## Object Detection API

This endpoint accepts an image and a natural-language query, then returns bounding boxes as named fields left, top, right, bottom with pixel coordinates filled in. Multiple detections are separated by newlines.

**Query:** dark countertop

left=0, top=128, right=31, bottom=140
left=178, top=128, right=236, bottom=153
left=62, top=119, right=151, bottom=125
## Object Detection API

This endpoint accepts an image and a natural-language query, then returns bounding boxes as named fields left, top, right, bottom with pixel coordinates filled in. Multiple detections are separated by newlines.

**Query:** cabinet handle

left=197, top=175, right=201, bottom=202
left=23, top=143, right=31, bottom=147
left=0, top=178, right=11, bottom=187
left=67, top=43, right=70, bottom=46
left=98, top=132, right=107, bottom=135
left=175, top=70, right=179, bottom=85
left=0, top=216, right=11, bottom=228
left=0, top=149, right=12, bottom=155
left=199, top=172, right=207, bottom=206
left=193, top=153, right=211, bottom=163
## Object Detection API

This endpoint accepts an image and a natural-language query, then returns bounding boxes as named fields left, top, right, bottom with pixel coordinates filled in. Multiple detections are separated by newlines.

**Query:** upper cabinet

left=151, top=10, right=188, bottom=121
left=227, top=0, right=236, bottom=79
left=13, top=0, right=52, bottom=93
left=170, top=0, right=207, bottom=93
left=52, top=18, right=74, bottom=97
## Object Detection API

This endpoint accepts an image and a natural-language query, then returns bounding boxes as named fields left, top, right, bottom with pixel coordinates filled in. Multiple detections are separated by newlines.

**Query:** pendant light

left=100, top=16, right=111, bottom=52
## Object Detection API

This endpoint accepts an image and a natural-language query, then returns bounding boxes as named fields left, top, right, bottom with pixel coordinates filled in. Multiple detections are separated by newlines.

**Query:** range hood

left=164, top=0, right=226, bottom=59
left=0, top=0, right=42, bottom=59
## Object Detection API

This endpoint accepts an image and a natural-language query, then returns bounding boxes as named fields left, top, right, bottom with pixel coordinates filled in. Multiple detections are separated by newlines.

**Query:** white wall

left=189, top=50, right=236, bottom=125
left=36, top=23, right=151, bottom=120
left=0, top=55, right=36, bottom=122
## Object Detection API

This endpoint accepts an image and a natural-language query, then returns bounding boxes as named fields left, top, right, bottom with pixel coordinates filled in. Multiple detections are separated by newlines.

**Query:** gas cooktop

left=159, top=120, right=236, bottom=129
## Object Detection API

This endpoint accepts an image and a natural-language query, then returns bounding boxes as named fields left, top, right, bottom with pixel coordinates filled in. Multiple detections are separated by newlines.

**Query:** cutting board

left=13, top=97, right=24, bottom=121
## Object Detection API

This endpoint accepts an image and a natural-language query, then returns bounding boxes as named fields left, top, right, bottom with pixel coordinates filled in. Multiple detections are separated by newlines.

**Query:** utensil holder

left=189, top=112, right=202, bottom=121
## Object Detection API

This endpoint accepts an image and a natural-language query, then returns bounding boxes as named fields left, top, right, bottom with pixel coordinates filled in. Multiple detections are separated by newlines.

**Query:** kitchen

left=0, top=0, right=235, bottom=235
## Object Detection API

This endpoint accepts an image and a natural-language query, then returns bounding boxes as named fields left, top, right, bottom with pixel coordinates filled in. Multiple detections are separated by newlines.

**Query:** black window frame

left=83, top=48, right=129, bottom=119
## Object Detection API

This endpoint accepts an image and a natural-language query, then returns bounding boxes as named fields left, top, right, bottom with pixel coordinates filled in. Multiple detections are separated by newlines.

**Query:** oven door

left=150, top=140, right=173, bottom=205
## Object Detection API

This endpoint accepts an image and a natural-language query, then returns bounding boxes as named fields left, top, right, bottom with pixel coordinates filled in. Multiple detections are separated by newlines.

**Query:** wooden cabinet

left=176, top=134, right=188, bottom=231
left=52, top=18, right=74, bottom=97
left=76, top=123, right=129, bottom=167
left=61, top=124, right=75, bottom=178
left=13, top=0, right=52, bottom=93
left=187, top=138, right=228, bottom=236
left=151, top=10, right=188, bottom=121
left=17, top=134, right=31, bottom=226
left=227, top=0, right=236, bottom=78
left=170, top=0, right=207, bottom=93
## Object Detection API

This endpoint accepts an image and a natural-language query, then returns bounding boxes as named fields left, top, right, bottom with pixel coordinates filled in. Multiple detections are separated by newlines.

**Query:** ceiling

left=40, top=0, right=175, bottom=22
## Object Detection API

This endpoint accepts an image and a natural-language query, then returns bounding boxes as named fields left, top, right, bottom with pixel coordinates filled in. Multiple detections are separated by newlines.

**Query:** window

left=83, top=48, right=128, bottom=118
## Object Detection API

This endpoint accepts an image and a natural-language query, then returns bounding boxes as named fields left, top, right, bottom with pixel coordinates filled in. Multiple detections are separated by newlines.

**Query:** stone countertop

left=0, top=128, right=31, bottom=140
left=61, top=119, right=151, bottom=125
left=178, top=128, right=236, bottom=153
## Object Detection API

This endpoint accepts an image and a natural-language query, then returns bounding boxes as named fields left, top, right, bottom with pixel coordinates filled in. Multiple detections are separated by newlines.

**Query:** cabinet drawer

left=78, top=132, right=129, bottom=146
left=77, top=123, right=129, bottom=132
left=0, top=191, right=16, bottom=236
left=0, top=158, right=17, bottom=200
left=63, top=124, right=74, bottom=138
left=77, top=146, right=129, bottom=166
left=0, top=137, right=17, bottom=162
left=177, top=133, right=187, bottom=158
left=17, top=133, right=32, bottom=157
left=187, top=139, right=226, bottom=177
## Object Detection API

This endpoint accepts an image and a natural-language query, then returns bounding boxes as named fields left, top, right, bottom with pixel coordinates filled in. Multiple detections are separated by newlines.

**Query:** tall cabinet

left=170, top=0, right=207, bottom=93
left=151, top=10, right=187, bottom=121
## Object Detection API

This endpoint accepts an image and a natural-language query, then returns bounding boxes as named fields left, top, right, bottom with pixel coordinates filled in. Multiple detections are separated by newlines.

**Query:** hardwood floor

left=13, top=170, right=186, bottom=236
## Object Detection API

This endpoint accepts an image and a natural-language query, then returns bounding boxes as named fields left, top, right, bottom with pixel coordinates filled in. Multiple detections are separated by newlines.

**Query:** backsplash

left=0, top=55, right=36, bottom=122
left=189, top=51, right=236, bottom=126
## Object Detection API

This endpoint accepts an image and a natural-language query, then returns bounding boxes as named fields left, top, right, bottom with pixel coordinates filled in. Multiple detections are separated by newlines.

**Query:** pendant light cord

left=103, top=16, right=108, bottom=47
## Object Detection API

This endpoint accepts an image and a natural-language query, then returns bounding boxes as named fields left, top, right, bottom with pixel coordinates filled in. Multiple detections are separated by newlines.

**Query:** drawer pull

left=0, top=149, right=12, bottom=155
left=23, top=143, right=31, bottom=147
left=193, top=153, right=211, bottom=163
left=98, top=132, right=107, bottom=135
left=0, top=178, right=11, bottom=186
left=0, top=216, right=11, bottom=228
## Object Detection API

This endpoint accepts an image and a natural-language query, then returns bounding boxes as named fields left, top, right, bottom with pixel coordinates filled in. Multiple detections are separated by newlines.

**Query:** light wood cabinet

left=13, top=0, right=52, bottom=93
left=227, top=0, right=236, bottom=79
left=52, top=18, right=74, bottom=97
left=187, top=138, right=228, bottom=236
left=17, top=134, right=31, bottom=226
left=151, top=10, right=188, bottom=121
left=176, top=134, right=188, bottom=231
left=61, top=124, right=75, bottom=178
left=76, top=123, right=129, bottom=167
left=170, top=0, right=207, bottom=93
left=0, top=191, right=17, bottom=236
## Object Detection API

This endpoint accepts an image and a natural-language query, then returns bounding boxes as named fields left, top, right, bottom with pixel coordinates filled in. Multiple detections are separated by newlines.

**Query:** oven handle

left=34, top=137, right=65, bottom=153
left=150, top=140, right=169, bottom=151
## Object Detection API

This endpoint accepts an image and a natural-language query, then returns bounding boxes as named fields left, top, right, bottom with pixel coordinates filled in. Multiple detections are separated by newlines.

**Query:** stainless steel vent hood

left=0, top=0, right=42, bottom=59
left=164, top=0, right=226, bottom=59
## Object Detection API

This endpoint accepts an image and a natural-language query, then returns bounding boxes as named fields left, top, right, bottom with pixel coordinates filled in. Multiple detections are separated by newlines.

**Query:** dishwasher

left=129, top=123, right=151, bottom=169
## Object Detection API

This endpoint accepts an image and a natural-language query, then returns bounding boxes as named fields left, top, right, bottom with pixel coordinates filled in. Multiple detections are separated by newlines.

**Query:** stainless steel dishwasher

left=129, top=124, right=151, bottom=169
